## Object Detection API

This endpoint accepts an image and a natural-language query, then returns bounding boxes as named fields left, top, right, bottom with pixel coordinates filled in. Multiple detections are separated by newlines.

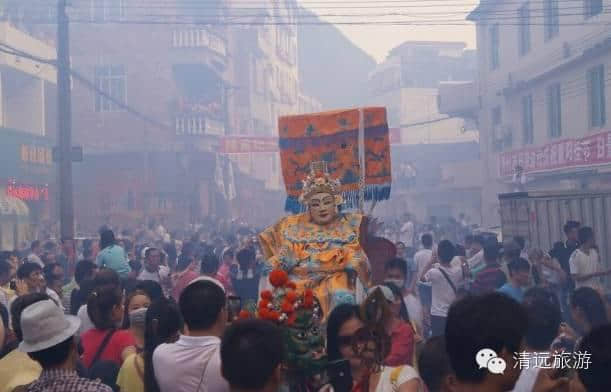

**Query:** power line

left=0, top=42, right=173, bottom=132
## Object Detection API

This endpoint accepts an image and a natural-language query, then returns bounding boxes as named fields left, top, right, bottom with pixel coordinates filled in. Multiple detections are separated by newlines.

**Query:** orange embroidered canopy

left=278, top=107, right=392, bottom=212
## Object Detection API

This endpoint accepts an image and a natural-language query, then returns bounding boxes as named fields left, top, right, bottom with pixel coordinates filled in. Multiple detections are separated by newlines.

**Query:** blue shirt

left=95, top=245, right=131, bottom=278
left=496, top=283, right=524, bottom=303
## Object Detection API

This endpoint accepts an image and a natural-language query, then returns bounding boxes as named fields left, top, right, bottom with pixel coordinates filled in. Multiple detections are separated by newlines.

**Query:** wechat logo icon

left=476, top=348, right=506, bottom=375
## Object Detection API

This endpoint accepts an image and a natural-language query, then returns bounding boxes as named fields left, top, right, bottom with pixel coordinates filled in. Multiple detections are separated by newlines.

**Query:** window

left=547, top=83, right=562, bottom=137
left=588, top=65, right=606, bottom=128
left=91, top=0, right=123, bottom=22
left=94, top=65, right=126, bottom=112
left=518, top=4, right=531, bottom=56
left=584, top=0, right=603, bottom=18
left=544, top=0, right=559, bottom=40
left=522, top=95, right=534, bottom=145
left=491, top=106, right=504, bottom=151
left=489, top=24, right=500, bottom=70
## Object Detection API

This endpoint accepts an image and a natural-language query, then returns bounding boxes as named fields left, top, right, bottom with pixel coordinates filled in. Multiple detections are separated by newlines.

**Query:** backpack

left=87, top=329, right=120, bottom=392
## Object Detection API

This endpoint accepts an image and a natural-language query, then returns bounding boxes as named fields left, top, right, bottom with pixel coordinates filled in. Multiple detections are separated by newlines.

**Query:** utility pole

left=57, top=0, right=74, bottom=241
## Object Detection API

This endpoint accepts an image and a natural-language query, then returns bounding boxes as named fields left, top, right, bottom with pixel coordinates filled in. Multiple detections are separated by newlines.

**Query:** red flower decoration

left=238, top=310, right=251, bottom=319
left=268, top=311, right=281, bottom=321
left=285, top=281, right=297, bottom=290
left=285, top=291, right=298, bottom=303
left=281, top=300, right=295, bottom=314
left=258, top=308, right=270, bottom=319
left=260, top=290, right=273, bottom=301
left=258, top=299, right=270, bottom=311
left=287, top=313, right=297, bottom=326
left=269, top=269, right=289, bottom=288
left=304, top=296, right=314, bottom=308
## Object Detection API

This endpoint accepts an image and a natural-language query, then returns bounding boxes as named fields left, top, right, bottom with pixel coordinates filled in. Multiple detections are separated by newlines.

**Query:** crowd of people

left=0, top=215, right=609, bottom=392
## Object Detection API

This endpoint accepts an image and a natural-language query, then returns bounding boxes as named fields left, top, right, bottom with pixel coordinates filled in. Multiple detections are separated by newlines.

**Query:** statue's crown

left=299, top=162, right=341, bottom=203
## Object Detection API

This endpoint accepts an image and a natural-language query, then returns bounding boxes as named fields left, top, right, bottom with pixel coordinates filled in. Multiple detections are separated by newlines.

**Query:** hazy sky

left=301, top=1, right=479, bottom=63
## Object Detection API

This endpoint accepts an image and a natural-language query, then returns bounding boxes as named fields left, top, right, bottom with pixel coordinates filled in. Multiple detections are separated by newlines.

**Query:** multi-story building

left=230, top=0, right=301, bottom=191
left=463, top=0, right=611, bottom=227
left=0, top=20, right=57, bottom=245
left=369, top=41, right=482, bottom=223
left=5, top=0, right=235, bottom=228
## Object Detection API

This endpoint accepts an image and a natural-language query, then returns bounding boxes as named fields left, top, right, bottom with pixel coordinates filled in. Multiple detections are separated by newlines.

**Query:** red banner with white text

left=499, top=130, right=611, bottom=177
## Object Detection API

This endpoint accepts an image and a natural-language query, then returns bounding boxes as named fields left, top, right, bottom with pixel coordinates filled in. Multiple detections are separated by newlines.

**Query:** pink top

left=385, top=321, right=415, bottom=367
left=172, top=270, right=200, bottom=300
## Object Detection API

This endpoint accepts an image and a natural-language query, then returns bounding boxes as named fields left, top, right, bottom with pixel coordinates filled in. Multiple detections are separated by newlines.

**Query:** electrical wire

left=0, top=42, right=173, bottom=132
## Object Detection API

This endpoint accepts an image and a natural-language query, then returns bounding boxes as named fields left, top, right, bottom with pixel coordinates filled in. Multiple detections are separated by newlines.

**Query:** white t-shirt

left=153, top=335, right=229, bottom=392
left=400, top=221, right=415, bottom=247
left=403, top=294, right=423, bottom=335
left=137, top=265, right=170, bottom=282
left=414, top=249, right=433, bottom=280
left=423, top=263, right=463, bottom=317
left=569, top=248, right=604, bottom=290
left=511, top=352, right=549, bottom=392
left=374, top=365, right=420, bottom=392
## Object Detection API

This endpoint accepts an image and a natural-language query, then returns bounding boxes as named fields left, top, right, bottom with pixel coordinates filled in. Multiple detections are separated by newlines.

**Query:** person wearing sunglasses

left=326, top=303, right=422, bottom=392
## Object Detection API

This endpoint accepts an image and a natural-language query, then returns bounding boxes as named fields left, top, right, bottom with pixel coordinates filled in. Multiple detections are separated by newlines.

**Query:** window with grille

left=522, top=95, right=534, bottom=145
left=588, top=64, right=606, bottom=128
left=547, top=83, right=562, bottom=137
left=518, top=4, right=531, bottom=56
left=544, top=0, right=559, bottom=40
left=94, top=65, right=126, bottom=112
left=489, top=24, right=500, bottom=70
left=584, top=0, right=603, bottom=18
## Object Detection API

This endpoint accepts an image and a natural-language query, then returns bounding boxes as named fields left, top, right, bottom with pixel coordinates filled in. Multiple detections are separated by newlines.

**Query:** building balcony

left=171, top=28, right=228, bottom=72
left=175, top=115, right=225, bottom=137
left=437, top=81, right=478, bottom=119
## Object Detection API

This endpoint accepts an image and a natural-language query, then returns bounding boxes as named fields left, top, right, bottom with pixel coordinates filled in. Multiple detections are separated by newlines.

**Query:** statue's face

left=308, top=192, right=338, bottom=225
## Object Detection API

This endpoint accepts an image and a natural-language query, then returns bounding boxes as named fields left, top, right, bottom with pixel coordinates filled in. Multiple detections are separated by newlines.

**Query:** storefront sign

left=6, top=181, right=49, bottom=201
left=20, top=144, right=53, bottom=166
left=220, top=128, right=403, bottom=154
left=500, top=130, right=611, bottom=177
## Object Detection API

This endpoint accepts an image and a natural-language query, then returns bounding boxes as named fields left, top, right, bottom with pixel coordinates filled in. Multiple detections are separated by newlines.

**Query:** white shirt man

left=153, top=278, right=229, bottom=392
left=423, top=259, right=464, bottom=319
left=153, top=334, right=227, bottom=392
left=400, top=221, right=415, bottom=248
left=414, top=248, right=433, bottom=285
left=569, top=248, right=605, bottom=290
left=137, top=265, right=170, bottom=282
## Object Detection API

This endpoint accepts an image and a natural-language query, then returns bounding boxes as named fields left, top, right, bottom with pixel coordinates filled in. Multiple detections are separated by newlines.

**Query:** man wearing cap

left=17, top=299, right=112, bottom=392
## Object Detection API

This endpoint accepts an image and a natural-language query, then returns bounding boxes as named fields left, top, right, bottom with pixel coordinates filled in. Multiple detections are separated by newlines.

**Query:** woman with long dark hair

left=116, top=298, right=182, bottom=392
left=81, top=285, right=137, bottom=368
left=381, top=283, right=416, bottom=366
left=326, top=303, right=422, bottom=392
